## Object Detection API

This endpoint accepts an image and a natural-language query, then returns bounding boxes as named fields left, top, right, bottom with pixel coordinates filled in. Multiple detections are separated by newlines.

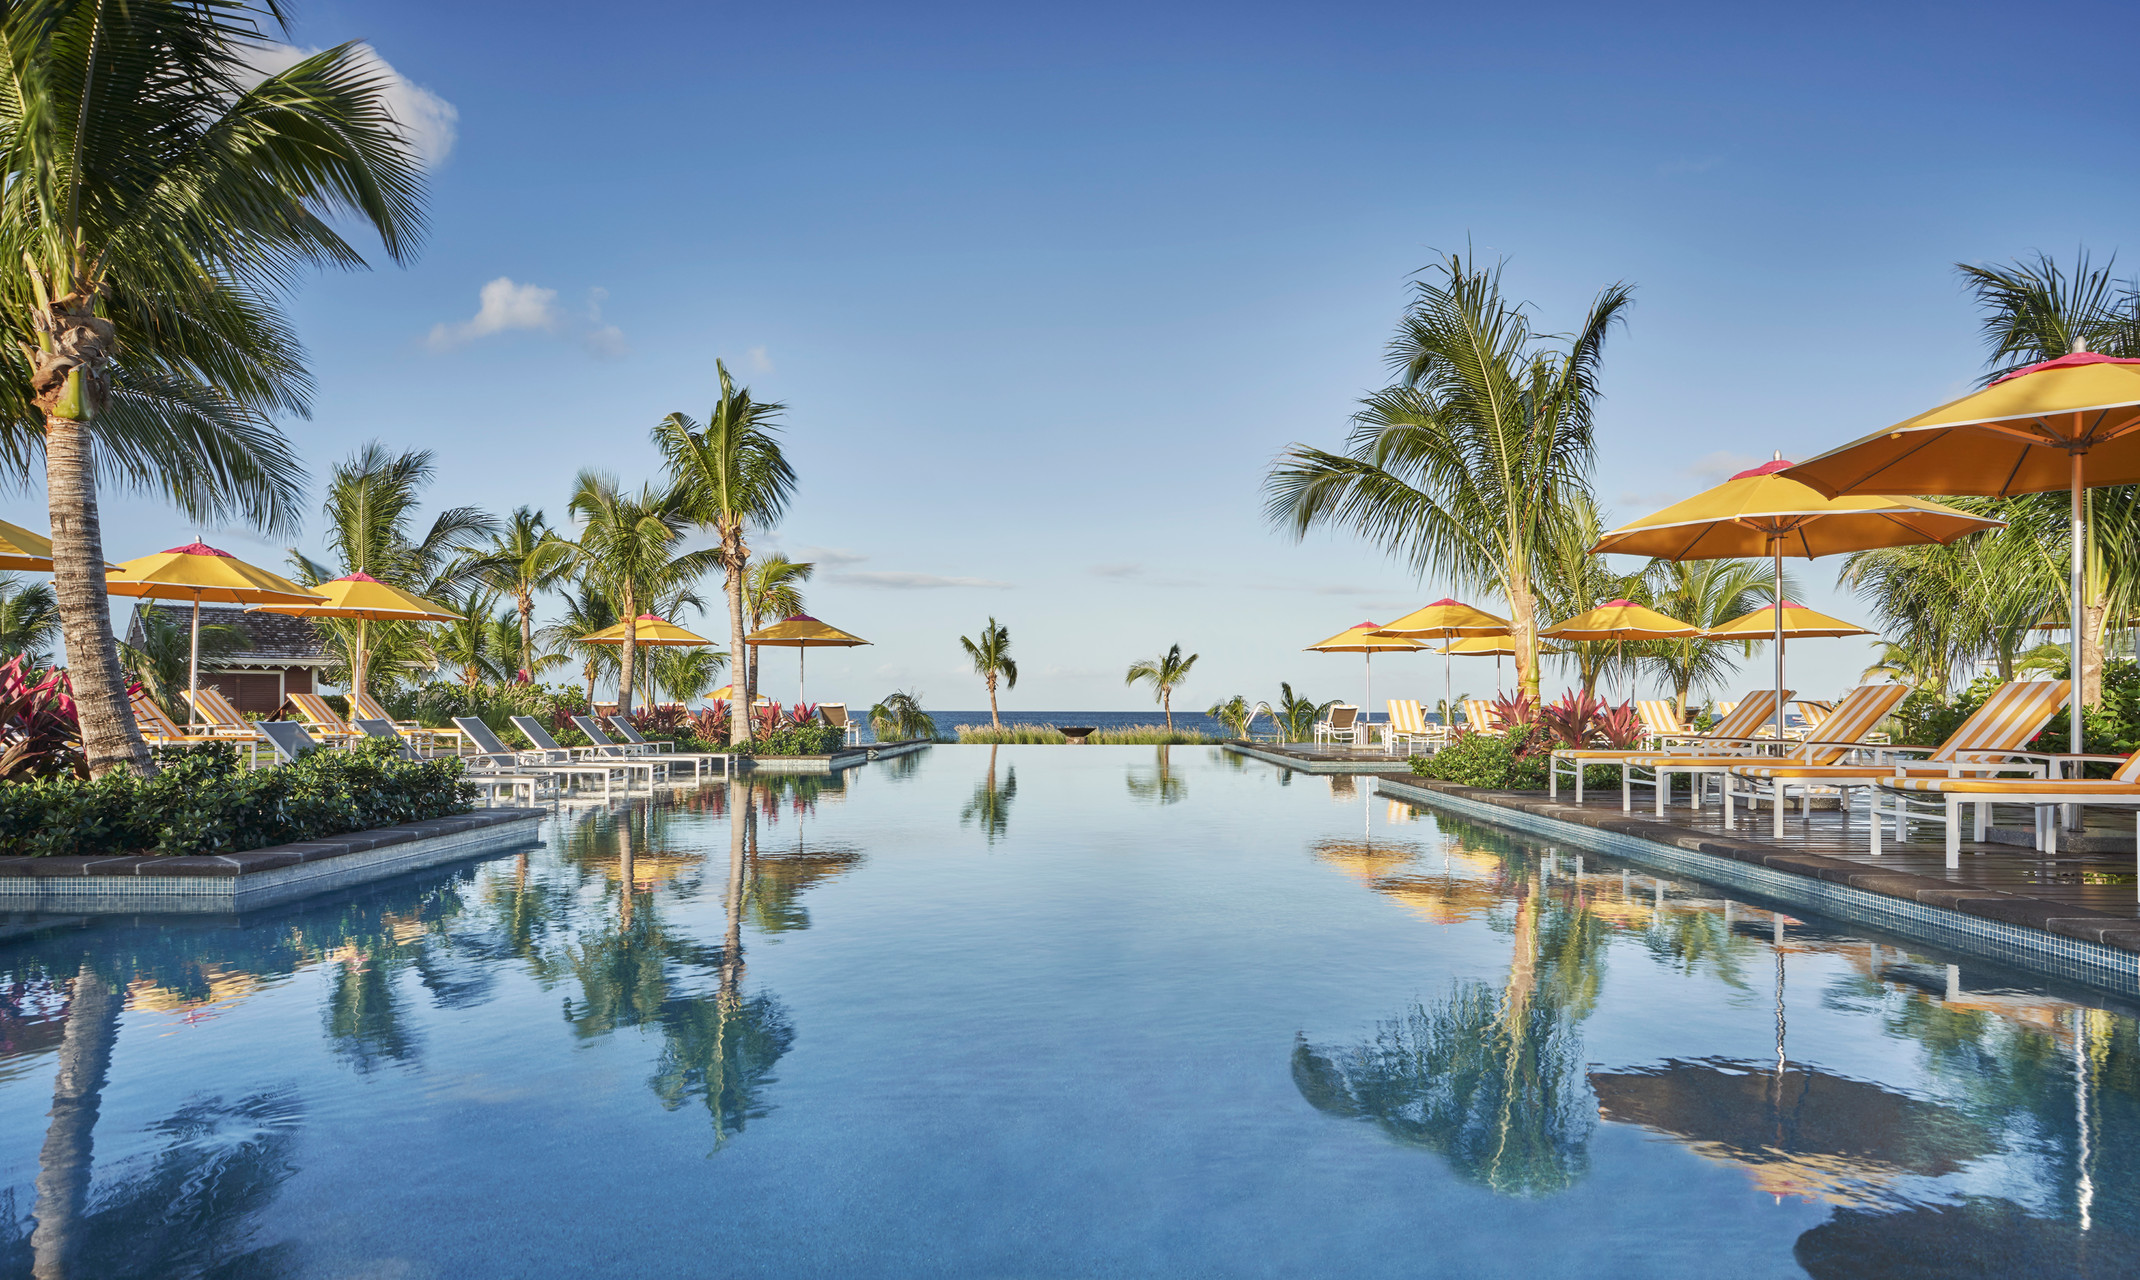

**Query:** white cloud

left=244, top=43, right=457, bottom=169
left=797, top=546, right=869, bottom=568
left=1090, top=562, right=1143, bottom=579
left=747, top=345, right=774, bottom=373
left=829, top=571, right=1014, bottom=590
left=583, top=326, right=627, bottom=358
left=427, top=277, right=560, bottom=350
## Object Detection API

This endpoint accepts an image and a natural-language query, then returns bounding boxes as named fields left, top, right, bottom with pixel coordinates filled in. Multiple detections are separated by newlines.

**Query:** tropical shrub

left=870, top=690, right=937, bottom=742
left=1262, top=683, right=1337, bottom=742
left=392, top=680, right=589, bottom=732
left=0, top=741, right=474, bottom=857
left=1410, top=727, right=1550, bottom=790
left=0, top=659, right=83, bottom=781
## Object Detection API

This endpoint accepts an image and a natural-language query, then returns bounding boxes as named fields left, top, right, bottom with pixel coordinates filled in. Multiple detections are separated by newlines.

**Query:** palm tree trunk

left=1163, top=689, right=1173, bottom=732
left=726, top=557, right=751, bottom=747
left=32, top=963, right=122, bottom=1280
left=516, top=587, right=535, bottom=676
left=46, top=415, right=151, bottom=777
left=2082, top=601, right=2108, bottom=708
left=1507, top=575, right=1542, bottom=700
left=988, top=674, right=1000, bottom=730
left=617, top=583, right=637, bottom=716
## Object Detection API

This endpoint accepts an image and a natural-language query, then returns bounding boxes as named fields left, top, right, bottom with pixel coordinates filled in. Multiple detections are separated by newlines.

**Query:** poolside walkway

left=1376, top=774, right=2140, bottom=958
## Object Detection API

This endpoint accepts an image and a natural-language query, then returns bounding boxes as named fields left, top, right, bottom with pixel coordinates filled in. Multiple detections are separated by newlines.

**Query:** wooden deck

left=1376, top=774, right=2140, bottom=958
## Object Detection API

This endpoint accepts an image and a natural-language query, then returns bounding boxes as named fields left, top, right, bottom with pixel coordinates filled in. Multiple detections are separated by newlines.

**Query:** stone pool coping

left=745, top=740, right=930, bottom=774
left=0, top=808, right=544, bottom=914
left=1377, top=774, right=2140, bottom=994
left=1220, top=742, right=1403, bottom=774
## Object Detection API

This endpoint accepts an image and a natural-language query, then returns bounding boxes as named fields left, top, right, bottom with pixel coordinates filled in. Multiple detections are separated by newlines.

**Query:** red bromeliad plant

left=1538, top=691, right=1645, bottom=749
left=1488, top=692, right=1540, bottom=733
left=1594, top=702, right=1645, bottom=749
left=0, top=658, right=86, bottom=780
left=630, top=705, right=693, bottom=739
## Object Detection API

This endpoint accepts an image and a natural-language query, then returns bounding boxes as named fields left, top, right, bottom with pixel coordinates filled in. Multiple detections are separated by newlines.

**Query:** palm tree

left=654, top=362, right=797, bottom=745
left=1957, top=252, right=2140, bottom=705
left=540, top=582, right=620, bottom=707
left=0, top=3, right=424, bottom=775
left=1207, top=694, right=1256, bottom=739
left=562, top=472, right=717, bottom=714
left=119, top=604, right=247, bottom=718
left=1125, top=643, right=1198, bottom=731
left=290, top=444, right=498, bottom=702
left=744, top=553, right=812, bottom=707
left=869, top=690, right=936, bottom=742
left=429, top=589, right=519, bottom=686
left=0, top=573, right=59, bottom=665
left=471, top=507, right=572, bottom=678
left=1266, top=253, right=1633, bottom=698
left=1641, top=558, right=1774, bottom=719
left=959, top=617, right=1017, bottom=729
left=1536, top=492, right=1645, bottom=697
left=1260, top=683, right=1337, bottom=743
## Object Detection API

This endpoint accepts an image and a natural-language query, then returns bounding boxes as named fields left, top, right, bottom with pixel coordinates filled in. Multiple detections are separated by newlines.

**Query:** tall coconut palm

left=290, top=444, right=498, bottom=701
left=471, top=507, right=571, bottom=678
left=1956, top=251, right=2140, bottom=705
left=428, top=589, right=519, bottom=686
left=1125, top=643, right=1197, bottom=731
left=0, top=573, right=59, bottom=665
left=959, top=617, right=1017, bottom=729
left=653, top=361, right=796, bottom=745
left=1266, top=253, right=1632, bottom=698
left=562, top=472, right=717, bottom=715
left=743, top=553, right=812, bottom=707
left=0, top=3, right=425, bottom=775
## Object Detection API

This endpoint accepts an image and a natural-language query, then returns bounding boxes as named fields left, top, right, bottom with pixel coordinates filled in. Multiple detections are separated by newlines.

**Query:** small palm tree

left=118, top=605, right=248, bottom=719
left=959, top=618, right=1018, bottom=729
left=0, top=4, right=425, bottom=775
left=1125, top=644, right=1198, bottom=731
left=1641, top=557, right=1776, bottom=719
left=654, top=362, right=797, bottom=745
left=0, top=574, right=60, bottom=665
left=471, top=507, right=572, bottom=677
left=539, top=582, right=621, bottom=707
left=744, top=553, right=813, bottom=706
left=1207, top=694, right=1255, bottom=739
left=869, top=690, right=936, bottom=742
left=1262, top=683, right=1337, bottom=743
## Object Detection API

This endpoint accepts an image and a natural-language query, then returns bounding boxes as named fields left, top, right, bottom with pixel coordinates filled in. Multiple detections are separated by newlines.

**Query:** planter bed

left=0, top=808, right=544, bottom=914
left=744, top=740, right=931, bottom=774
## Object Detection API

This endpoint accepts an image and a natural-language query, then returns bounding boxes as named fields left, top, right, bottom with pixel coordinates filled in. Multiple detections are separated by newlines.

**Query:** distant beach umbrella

left=1304, top=621, right=1425, bottom=732
left=745, top=614, right=870, bottom=705
left=1371, top=600, right=1512, bottom=714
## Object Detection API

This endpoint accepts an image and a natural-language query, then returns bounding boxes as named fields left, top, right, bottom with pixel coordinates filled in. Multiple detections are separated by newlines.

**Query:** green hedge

left=1407, top=729, right=1628, bottom=792
left=0, top=741, right=475, bottom=857
left=725, top=724, right=848, bottom=756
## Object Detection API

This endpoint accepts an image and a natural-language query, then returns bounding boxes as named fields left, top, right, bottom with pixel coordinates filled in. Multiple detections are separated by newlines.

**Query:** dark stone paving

left=1376, top=775, right=2140, bottom=954
left=0, top=808, right=545, bottom=877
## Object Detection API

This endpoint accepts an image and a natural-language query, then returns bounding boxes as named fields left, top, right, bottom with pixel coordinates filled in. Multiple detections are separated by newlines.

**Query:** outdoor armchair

left=1314, top=704, right=1360, bottom=746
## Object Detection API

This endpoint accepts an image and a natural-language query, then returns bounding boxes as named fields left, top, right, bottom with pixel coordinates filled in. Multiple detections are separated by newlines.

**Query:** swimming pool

left=2, top=745, right=2134, bottom=1278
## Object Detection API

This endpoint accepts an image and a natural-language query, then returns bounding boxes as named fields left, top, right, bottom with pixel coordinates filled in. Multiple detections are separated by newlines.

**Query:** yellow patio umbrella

left=1591, top=458, right=2001, bottom=742
left=579, top=614, right=716, bottom=647
left=1372, top=598, right=1512, bottom=716
left=705, top=684, right=772, bottom=706
left=249, top=572, right=461, bottom=705
left=1305, top=621, right=1425, bottom=731
left=1542, top=600, right=1698, bottom=703
left=744, top=614, right=870, bottom=706
left=1432, top=633, right=1567, bottom=700
left=1704, top=601, right=1872, bottom=641
left=105, top=541, right=324, bottom=725
left=0, top=518, right=56, bottom=572
left=1783, top=350, right=2140, bottom=756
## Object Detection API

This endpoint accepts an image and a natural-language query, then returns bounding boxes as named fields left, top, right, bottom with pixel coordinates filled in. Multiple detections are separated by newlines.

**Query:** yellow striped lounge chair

left=283, top=692, right=362, bottom=745
left=184, top=686, right=261, bottom=738
left=1461, top=699, right=1502, bottom=736
left=1626, top=684, right=1907, bottom=823
left=1384, top=699, right=1433, bottom=754
left=1877, top=743, right=2140, bottom=866
left=1634, top=700, right=1683, bottom=745
left=1729, top=680, right=2069, bottom=850
left=1549, top=690, right=1789, bottom=806
left=1793, top=700, right=1836, bottom=732
left=129, top=689, right=227, bottom=746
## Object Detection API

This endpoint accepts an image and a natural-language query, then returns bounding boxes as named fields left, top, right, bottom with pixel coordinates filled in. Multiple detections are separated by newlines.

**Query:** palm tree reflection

left=1295, top=873, right=1607, bottom=1195
left=960, top=745, right=1017, bottom=845
left=1125, top=746, right=1186, bottom=805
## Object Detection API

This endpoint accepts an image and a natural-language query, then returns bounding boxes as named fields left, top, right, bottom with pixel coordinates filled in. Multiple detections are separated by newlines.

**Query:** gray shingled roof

left=124, top=604, right=328, bottom=664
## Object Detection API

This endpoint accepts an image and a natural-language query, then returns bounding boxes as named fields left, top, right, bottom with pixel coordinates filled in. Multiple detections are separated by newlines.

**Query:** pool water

left=2, top=745, right=2137, bottom=1278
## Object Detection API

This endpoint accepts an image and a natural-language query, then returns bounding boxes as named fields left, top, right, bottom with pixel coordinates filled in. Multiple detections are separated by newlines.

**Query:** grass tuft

left=954, top=722, right=1220, bottom=746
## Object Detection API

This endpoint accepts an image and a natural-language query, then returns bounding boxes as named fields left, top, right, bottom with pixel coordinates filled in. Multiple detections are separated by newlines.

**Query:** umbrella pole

left=1773, top=545, right=1786, bottom=746
left=800, top=647, right=806, bottom=708
left=186, top=595, right=202, bottom=728
left=2071, top=451, right=2085, bottom=759
left=1444, top=645, right=1451, bottom=728
left=1364, top=651, right=1372, bottom=745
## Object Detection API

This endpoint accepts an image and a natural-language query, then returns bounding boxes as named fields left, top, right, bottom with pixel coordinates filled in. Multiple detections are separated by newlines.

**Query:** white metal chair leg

left=1945, top=795, right=1962, bottom=868
left=1773, top=783, right=1787, bottom=840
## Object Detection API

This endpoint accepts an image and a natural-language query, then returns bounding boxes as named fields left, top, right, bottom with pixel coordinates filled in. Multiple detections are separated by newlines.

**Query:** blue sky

left=73, top=0, right=2140, bottom=712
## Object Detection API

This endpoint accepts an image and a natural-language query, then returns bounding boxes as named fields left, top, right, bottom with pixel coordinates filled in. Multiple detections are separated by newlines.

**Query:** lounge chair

left=1633, top=700, right=1685, bottom=745
left=509, top=715, right=661, bottom=790
left=1549, top=690, right=1790, bottom=806
left=351, top=690, right=462, bottom=752
left=1460, top=699, right=1503, bottom=737
left=183, top=686, right=263, bottom=738
left=1384, top=699, right=1437, bottom=755
left=1727, top=680, right=2070, bottom=850
left=1314, top=704, right=1361, bottom=746
left=1877, top=744, right=2140, bottom=866
left=818, top=703, right=860, bottom=746
left=605, top=716, right=733, bottom=778
left=570, top=715, right=696, bottom=781
left=257, top=720, right=323, bottom=765
left=353, top=719, right=555, bottom=804
left=282, top=692, right=363, bottom=746
left=130, top=689, right=231, bottom=748
left=452, top=717, right=621, bottom=798
left=1624, top=684, right=1908, bottom=826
